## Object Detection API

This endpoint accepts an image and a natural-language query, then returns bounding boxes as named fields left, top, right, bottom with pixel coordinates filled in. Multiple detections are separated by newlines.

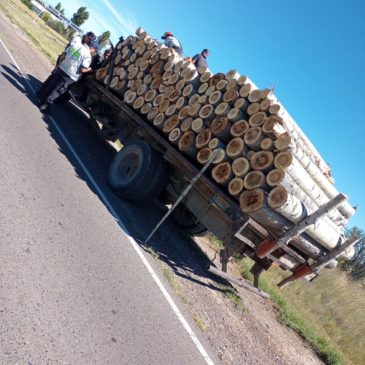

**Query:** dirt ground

left=0, top=11, right=324, bottom=365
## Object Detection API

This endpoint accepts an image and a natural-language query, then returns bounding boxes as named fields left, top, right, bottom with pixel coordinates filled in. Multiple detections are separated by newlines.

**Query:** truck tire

left=109, top=141, right=169, bottom=203
left=172, top=204, right=208, bottom=236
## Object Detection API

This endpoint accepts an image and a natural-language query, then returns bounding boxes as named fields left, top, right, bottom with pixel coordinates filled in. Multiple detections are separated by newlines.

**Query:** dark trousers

left=36, top=68, right=75, bottom=105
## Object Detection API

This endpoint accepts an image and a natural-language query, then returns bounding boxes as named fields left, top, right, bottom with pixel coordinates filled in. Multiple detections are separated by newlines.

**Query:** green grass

left=0, top=0, right=66, bottom=64
left=220, top=284, right=246, bottom=311
left=234, top=257, right=365, bottom=365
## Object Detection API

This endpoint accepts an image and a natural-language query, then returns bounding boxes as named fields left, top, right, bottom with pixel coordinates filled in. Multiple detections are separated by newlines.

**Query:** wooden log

left=246, top=150, right=255, bottom=160
left=150, top=76, right=163, bottom=90
left=216, top=79, right=228, bottom=91
left=147, top=106, right=159, bottom=121
left=262, top=116, right=285, bottom=138
left=189, top=94, right=200, bottom=105
left=237, top=75, right=248, bottom=86
left=178, top=105, right=191, bottom=120
left=234, top=98, right=249, bottom=110
left=230, top=120, right=249, bottom=138
left=259, top=99, right=272, bottom=112
left=168, top=89, right=181, bottom=102
left=215, top=102, right=230, bottom=117
left=249, top=111, right=267, bottom=127
left=209, top=91, right=223, bottom=106
left=136, top=84, right=149, bottom=96
left=198, top=82, right=209, bottom=94
left=198, top=95, right=208, bottom=104
left=199, top=104, right=215, bottom=120
left=212, top=162, right=233, bottom=186
left=175, top=79, right=186, bottom=91
left=96, top=67, right=109, bottom=82
left=228, top=177, right=245, bottom=197
left=158, top=99, right=170, bottom=114
left=208, top=138, right=226, bottom=150
left=274, top=135, right=354, bottom=219
left=153, top=113, right=165, bottom=129
left=212, top=148, right=228, bottom=164
left=176, top=96, right=187, bottom=109
left=181, top=117, right=193, bottom=132
left=179, top=131, right=197, bottom=158
left=227, top=108, right=244, bottom=122
left=197, top=147, right=212, bottom=164
left=248, top=89, right=262, bottom=103
left=163, top=115, right=180, bottom=134
left=226, top=137, right=246, bottom=159
left=152, top=94, right=164, bottom=107
left=209, top=73, right=225, bottom=87
left=124, top=90, right=137, bottom=104
left=232, top=157, right=250, bottom=177
left=112, top=80, right=127, bottom=95
left=200, top=71, right=212, bottom=83
left=268, top=186, right=343, bottom=250
left=239, top=188, right=266, bottom=213
left=247, top=103, right=260, bottom=116
left=266, top=168, right=345, bottom=229
left=226, top=79, right=238, bottom=91
left=144, top=89, right=157, bottom=103
left=165, top=104, right=177, bottom=117
left=244, top=127, right=264, bottom=151
left=225, top=69, right=240, bottom=81
left=211, top=117, right=231, bottom=142
left=195, top=129, right=212, bottom=149
left=191, top=118, right=205, bottom=134
left=274, top=151, right=351, bottom=221
left=205, top=85, right=216, bottom=96
left=223, top=89, right=239, bottom=104
left=188, top=103, right=201, bottom=118
left=250, top=151, right=275, bottom=172
left=243, top=171, right=266, bottom=189
left=239, top=84, right=252, bottom=98
left=260, top=138, right=274, bottom=151
left=141, top=103, right=152, bottom=115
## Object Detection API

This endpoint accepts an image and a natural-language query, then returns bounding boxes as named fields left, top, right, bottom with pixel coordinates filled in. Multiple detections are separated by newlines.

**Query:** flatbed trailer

left=81, top=78, right=356, bottom=291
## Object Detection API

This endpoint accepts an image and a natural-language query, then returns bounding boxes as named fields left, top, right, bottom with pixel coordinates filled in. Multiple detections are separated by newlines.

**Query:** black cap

left=85, top=31, right=96, bottom=40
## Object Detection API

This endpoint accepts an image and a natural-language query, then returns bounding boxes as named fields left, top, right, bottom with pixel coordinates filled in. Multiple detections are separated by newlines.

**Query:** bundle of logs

left=96, top=27, right=356, bottom=259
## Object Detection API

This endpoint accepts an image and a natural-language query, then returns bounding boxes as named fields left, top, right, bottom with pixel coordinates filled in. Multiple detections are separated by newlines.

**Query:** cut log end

left=197, top=148, right=212, bottom=164
left=232, top=157, right=250, bottom=177
left=230, top=120, right=249, bottom=137
left=266, top=168, right=285, bottom=187
left=274, top=151, right=293, bottom=169
left=228, top=177, right=245, bottom=197
left=212, top=162, right=232, bottom=185
left=239, top=188, right=266, bottom=213
left=196, top=129, right=212, bottom=149
left=268, top=186, right=288, bottom=209
left=250, top=151, right=274, bottom=171
left=226, top=137, right=245, bottom=159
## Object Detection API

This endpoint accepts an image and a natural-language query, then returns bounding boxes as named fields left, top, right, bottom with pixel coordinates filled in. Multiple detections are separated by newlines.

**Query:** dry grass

left=237, top=257, right=365, bottom=365
left=0, top=0, right=66, bottom=64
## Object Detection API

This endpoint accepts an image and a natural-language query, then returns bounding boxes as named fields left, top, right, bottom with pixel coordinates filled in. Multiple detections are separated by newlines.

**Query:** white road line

left=0, top=38, right=215, bottom=365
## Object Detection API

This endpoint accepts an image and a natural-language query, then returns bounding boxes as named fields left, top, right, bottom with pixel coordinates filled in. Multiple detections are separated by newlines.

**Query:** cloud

left=99, top=0, right=138, bottom=36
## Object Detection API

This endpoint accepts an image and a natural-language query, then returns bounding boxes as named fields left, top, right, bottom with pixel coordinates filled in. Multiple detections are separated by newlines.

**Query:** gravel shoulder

left=0, top=11, right=323, bottom=365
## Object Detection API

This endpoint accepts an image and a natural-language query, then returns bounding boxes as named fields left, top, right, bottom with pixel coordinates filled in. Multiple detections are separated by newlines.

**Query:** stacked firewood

left=95, top=27, right=356, bottom=256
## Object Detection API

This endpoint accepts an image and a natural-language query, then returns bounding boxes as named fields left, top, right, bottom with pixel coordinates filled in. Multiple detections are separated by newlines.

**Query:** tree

left=41, top=11, right=51, bottom=23
left=70, top=7, right=89, bottom=26
left=341, top=226, right=365, bottom=280
left=55, top=2, right=65, bottom=15
left=99, top=31, right=111, bottom=48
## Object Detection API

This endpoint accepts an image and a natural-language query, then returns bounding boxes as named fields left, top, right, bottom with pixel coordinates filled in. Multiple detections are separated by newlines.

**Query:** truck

left=74, top=32, right=358, bottom=293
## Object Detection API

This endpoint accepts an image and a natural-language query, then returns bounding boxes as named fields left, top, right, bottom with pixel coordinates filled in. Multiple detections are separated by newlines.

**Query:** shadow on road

left=0, top=63, right=231, bottom=295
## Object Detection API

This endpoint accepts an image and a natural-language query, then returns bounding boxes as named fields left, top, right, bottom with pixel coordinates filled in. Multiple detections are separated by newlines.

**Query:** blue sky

left=52, top=0, right=365, bottom=228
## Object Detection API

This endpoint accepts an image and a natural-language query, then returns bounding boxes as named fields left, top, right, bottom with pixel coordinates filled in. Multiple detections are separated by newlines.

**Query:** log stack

left=96, top=27, right=356, bottom=260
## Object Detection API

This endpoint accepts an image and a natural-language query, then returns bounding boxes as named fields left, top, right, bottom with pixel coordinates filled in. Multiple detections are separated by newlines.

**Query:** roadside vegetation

left=207, top=232, right=364, bottom=365
left=0, top=0, right=66, bottom=63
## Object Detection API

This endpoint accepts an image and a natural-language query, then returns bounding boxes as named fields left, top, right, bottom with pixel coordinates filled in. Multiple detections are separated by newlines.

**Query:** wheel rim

left=117, top=152, right=141, bottom=185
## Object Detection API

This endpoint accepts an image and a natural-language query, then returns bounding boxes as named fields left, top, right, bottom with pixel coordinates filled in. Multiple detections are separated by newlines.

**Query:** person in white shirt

left=161, top=31, right=183, bottom=56
left=36, top=33, right=97, bottom=113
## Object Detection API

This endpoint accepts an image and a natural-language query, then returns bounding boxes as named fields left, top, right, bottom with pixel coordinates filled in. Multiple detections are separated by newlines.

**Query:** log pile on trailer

left=94, top=27, right=357, bottom=281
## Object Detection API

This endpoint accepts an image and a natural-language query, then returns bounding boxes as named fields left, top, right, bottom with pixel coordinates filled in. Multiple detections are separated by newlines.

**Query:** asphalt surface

left=0, top=41, right=216, bottom=364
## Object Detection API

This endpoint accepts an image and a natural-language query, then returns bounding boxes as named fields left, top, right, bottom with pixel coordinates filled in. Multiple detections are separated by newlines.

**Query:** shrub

left=41, top=11, right=51, bottom=23
left=21, top=0, right=33, bottom=10
left=46, top=19, right=66, bottom=35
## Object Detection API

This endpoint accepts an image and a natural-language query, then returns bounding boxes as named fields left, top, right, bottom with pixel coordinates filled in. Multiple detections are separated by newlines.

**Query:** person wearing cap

left=161, top=31, right=183, bottom=56
left=192, top=49, right=210, bottom=69
left=37, top=33, right=94, bottom=113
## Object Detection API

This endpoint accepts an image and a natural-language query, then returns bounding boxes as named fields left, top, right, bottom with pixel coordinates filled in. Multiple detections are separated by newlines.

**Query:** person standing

left=37, top=35, right=96, bottom=113
left=161, top=31, right=183, bottom=56
left=192, top=49, right=210, bottom=69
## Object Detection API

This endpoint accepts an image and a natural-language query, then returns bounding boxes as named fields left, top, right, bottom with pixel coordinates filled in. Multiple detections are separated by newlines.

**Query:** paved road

left=0, top=41, right=216, bottom=364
